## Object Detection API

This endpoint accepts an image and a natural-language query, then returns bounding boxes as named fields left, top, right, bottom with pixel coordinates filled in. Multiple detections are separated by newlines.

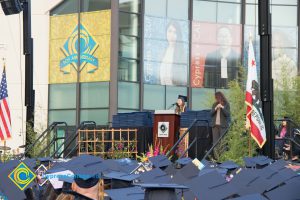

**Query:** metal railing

left=201, top=123, right=232, bottom=161
left=166, top=119, right=209, bottom=158
left=19, top=121, right=68, bottom=159
left=55, top=121, right=97, bottom=159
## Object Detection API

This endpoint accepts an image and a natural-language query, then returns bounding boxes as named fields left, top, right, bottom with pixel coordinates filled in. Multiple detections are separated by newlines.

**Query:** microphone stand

left=167, top=103, right=177, bottom=110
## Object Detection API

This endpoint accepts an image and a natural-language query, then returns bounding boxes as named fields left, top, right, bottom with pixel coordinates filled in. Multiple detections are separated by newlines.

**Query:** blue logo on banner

left=60, top=24, right=99, bottom=73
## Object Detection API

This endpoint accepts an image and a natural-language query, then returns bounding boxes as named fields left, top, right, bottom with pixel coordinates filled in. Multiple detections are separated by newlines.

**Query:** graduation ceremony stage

left=0, top=110, right=300, bottom=200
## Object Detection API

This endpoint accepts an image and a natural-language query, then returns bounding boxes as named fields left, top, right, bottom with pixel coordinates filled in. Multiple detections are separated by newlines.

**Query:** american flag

left=0, top=67, right=11, bottom=140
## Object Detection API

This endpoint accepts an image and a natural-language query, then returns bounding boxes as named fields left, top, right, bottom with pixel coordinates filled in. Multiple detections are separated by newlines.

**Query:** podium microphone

left=167, top=103, right=178, bottom=110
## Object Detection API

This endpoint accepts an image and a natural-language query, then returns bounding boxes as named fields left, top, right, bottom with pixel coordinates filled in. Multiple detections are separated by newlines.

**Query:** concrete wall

left=0, top=0, right=62, bottom=154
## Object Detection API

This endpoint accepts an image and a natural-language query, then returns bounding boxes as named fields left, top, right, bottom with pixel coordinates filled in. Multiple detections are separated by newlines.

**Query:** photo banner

left=191, top=22, right=242, bottom=88
left=49, top=10, right=111, bottom=84
left=143, top=16, right=189, bottom=86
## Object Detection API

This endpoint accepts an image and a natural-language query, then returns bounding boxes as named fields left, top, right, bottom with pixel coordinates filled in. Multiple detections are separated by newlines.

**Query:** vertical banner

left=191, top=22, right=242, bottom=88
left=143, top=16, right=189, bottom=86
left=49, top=10, right=111, bottom=84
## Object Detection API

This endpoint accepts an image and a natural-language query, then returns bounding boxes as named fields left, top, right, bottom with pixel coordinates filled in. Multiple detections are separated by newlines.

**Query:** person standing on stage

left=175, top=95, right=188, bottom=115
left=210, top=91, right=231, bottom=145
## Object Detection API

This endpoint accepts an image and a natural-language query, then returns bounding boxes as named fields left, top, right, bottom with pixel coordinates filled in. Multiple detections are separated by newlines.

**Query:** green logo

left=8, top=162, right=36, bottom=190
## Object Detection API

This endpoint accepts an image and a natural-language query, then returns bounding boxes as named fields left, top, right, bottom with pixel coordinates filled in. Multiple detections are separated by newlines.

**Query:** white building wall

left=0, top=0, right=62, bottom=154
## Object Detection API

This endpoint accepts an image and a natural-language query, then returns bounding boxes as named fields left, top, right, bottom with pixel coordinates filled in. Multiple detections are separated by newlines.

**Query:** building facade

left=0, top=0, right=299, bottom=151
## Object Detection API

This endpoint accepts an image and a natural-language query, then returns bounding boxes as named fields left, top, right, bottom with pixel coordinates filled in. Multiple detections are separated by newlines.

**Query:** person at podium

left=175, top=95, right=189, bottom=115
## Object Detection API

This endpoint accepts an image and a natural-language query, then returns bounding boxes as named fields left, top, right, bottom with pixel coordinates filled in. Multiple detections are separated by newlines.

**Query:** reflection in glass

left=118, top=82, right=140, bottom=109
left=144, top=84, right=165, bottom=110
left=192, top=88, right=215, bottom=110
left=145, top=0, right=167, bottom=17
left=272, top=5, right=297, bottom=26
left=119, top=0, right=140, bottom=13
left=193, top=1, right=216, bottom=22
left=167, top=0, right=189, bottom=20
left=118, top=58, right=139, bottom=82
left=245, top=4, right=258, bottom=25
left=49, top=110, right=76, bottom=126
left=80, top=109, right=109, bottom=125
left=80, top=0, right=111, bottom=12
left=271, top=27, right=298, bottom=88
left=119, top=13, right=140, bottom=36
left=217, top=2, right=241, bottom=24
left=81, top=82, right=109, bottom=108
left=271, top=0, right=297, bottom=5
left=50, top=0, right=79, bottom=16
left=119, top=35, right=139, bottom=59
left=49, top=84, right=76, bottom=109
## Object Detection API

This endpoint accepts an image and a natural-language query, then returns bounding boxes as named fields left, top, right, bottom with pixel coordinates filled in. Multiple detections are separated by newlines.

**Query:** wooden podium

left=153, top=110, right=180, bottom=151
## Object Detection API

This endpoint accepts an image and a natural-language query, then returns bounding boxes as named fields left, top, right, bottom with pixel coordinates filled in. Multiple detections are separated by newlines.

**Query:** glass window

left=119, top=35, right=139, bottom=59
left=80, top=0, right=111, bottom=12
left=217, top=2, right=241, bottom=24
left=118, top=58, right=139, bottom=82
left=246, top=0, right=257, bottom=3
left=144, top=84, right=165, bottom=110
left=81, top=82, right=109, bottom=108
left=49, top=110, right=76, bottom=126
left=193, top=1, right=217, bottom=22
left=166, top=86, right=187, bottom=109
left=119, top=13, right=140, bottom=36
left=51, top=0, right=79, bottom=16
left=192, top=88, right=215, bottom=110
left=245, top=4, right=258, bottom=25
left=167, top=0, right=189, bottom=20
left=272, top=27, right=298, bottom=48
left=80, top=109, right=109, bottom=125
left=271, top=0, right=297, bottom=5
left=271, top=5, right=297, bottom=26
left=49, top=84, right=76, bottom=109
left=145, top=0, right=167, bottom=17
left=118, top=109, right=139, bottom=113
left=119, top=0, right=140, bottom=13
left=118, top=82, right=140, bottom=109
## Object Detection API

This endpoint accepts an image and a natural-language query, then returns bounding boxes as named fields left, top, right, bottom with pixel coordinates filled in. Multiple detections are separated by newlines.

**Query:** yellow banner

left=49, top=10, right=111, bottom=84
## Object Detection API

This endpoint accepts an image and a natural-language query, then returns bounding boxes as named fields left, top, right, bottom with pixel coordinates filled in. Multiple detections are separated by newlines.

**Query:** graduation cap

left=231, top=193, right=268, bottom=200
left=229, top=169, right=272, bottom=196
left=185, top=170, right=238, bottom=200
left=175, top=157, right=192, bottom=166
left=60, top=155, right=108, bottom=189
left=264, top=178, right=300, bottom=200
left=261, top=167, right=299, bottom=191
left=105, top=186, right=144, bottom=200
left=137, top=183, right=188, bottom=200
left=36, top=157, right=53, bottom=167
left=138, top=168, right=172, bottom=183
left=149, top=155, right=171, bottom=169
left=219, top=160, right=239, bottom=170
left=178, top=95, right=188, bottom=102
left=104, top=171, right=140, bottom=189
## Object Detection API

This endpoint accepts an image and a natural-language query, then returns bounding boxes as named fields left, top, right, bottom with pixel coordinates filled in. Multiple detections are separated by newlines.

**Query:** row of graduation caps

left=0, top=155, right=300, bottom=200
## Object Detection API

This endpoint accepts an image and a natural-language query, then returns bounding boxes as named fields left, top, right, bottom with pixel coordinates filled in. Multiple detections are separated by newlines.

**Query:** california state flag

left=245, top=39, right=266, bottom=148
